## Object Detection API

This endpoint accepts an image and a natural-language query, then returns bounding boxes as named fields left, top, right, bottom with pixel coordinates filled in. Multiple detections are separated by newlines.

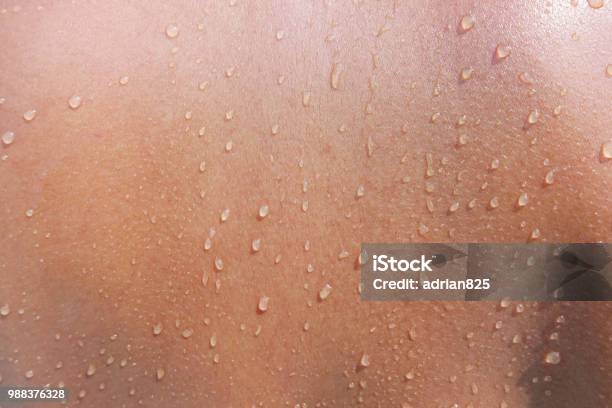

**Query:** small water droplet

left=518, top=72, right=535, bottom=85
left=460, top=67, right=474, bottom=81
left=544, top=351, right=561, bottom=364
left=258, top=204, right=269, bottom=219
left=119, top=76, right=129, bottom=85
left=225, top=140, right=233, bottom=152
left=156, top=368, right=165, bottom=381
left=257, top=295, right=270, bottom=312
left=517, top=193, right=529, bottom=208
left=448, top=202, right=460, bottom=213
left=86, top=363, right=96, bottom=377
left=23, top=109, right=37, bottom=122
left=275, top=30, right=285, bottom=40
left=153, top=322, right=163, bottom=336
left=181, top=328, right=194, bottom=339
left=495, top=44, right=511, bottom=60
left=2, top=131, right=15, bottom=145
left=165, top=23, right=179, bottom=38
left=460, top=15, right=475, bottom=32
left=526, top=109, right=539, bottom=126
left=319, top=283, right=332, bottom=301
left=544, top=170, right=555, bottom=185
left=330, top=62, right=344, bottom=90
left=68, top=95, right=82, bottom=109
left=251, top=238, right=262, bottom=252
left=0, top=304, right=10, bottom=317
left=220, top=208, right=230, bottom=222
left=356, top=185, right=365, bottom=199
left=359, top=353, right=370, bottom=368
left=214, top=257, right=224, bottom=271
left=25, top=370, right=34, bottom=379
left=488, top=197, right=499, bottom=209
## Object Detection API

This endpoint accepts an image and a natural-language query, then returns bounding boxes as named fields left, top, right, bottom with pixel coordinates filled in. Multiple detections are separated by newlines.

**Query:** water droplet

left=199, top=81, right=209, bottom=91
left=214, top=257, right=224, bottom=271
left=319, top=283, right=332, bottom=301
left=517, top=192, right=529, bottom=208
left=600, top=141, right=612, bottom=160
left=544, top=170, right=555, bottom=185
left=220, top=208, right=230, bottom=222
left=225, top=66, right=235, bottom=78
left=203, top=238, right=212, bottom=251
left=225, top=140, right=233, bottom=152
left=418, top=223, right=429, bottom=236
left=0, top=304, right=10, bottom=316
left=460, top=67, right=474, bottom=81
left=512, top=334, right=522, bottom=344
left=119, top=76, right=129, bottom=85
left=553, top=105, right=563, bottom=117
left=544, top=351, right=561, bottom=364
left=275, top=30, right=284, bottom=40
left=460, top=15, right=475, bottom=32
left=165, top=23, right=179, bottom=38
left=181, top=328, right=194, bottom=339
left=25, top=370, right=34, bottom=379
left=448, top=202, right=460, bottom=213
left=526, top=109, right=539, bottom=126
left=156, top=368, right=165, bottom=381
left=258, top=204, right=269, bottom=219
left=490, top=159, right=500, bottom=170
left=86, top=363, right=96, bottom=377
left=199, top=160, right=206, bottom=173
left=518, top=72, right=535, bottom=85
left=257, top=295, right=270, bottom=312
left=488, top=197, right=499, bottom=209
left=330, top=62, right=344, bottom=90
left=153, top=322, right=163, bottom=336
left=430, top=112, right=441, bottom=123
left=530, top=228, right=541, bottom=241
left=209, top=334, right=217, bottom=348
left=588, top=0, right=604, bottom=8
left=251, top=238, right=262, bottom=252
left=225, top=110, right=234, bottom=121
left=68, top=95, right=82, bottom=109
left=495, top=44, right=511, bottom=60
left=358, top=353, right=370, bottom=368
left=1, top=131, right=15, bottom=145
left=23, top=109, right=37, bottom=122
left=302, top=91, right=311, bottom=106
left=356, top=185, right=365, bottom=199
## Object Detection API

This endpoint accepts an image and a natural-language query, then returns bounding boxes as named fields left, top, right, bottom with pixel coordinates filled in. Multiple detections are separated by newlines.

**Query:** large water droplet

left=1, top=131, right=15, bottom=145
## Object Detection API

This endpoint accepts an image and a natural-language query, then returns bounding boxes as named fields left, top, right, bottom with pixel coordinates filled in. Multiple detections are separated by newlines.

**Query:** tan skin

left=0, top=1, right=611, bottom=407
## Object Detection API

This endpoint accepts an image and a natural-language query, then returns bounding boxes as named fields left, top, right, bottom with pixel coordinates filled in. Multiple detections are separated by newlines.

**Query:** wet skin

left=0, top=1, right=611, bottom=407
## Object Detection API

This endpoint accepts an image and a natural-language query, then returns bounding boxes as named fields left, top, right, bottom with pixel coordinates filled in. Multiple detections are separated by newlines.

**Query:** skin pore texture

left=0, top=0, right=611, bottom=407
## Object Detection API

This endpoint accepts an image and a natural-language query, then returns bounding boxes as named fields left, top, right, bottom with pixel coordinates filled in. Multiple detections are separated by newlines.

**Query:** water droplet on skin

left=275, top=30, right=284, bottom=40
left=460, top=67, right=474, bottom=81
left=184, top=111, right=193, bottom=120
left=0, top=304, right=10, bottom=317
left=430, top=112, right=441, bottom=123
left=319, top=283, right=332, bottom=301
left=356, top=185, right=365, bottom=199
left=153, top=323, right=163, bottom=336
left=203, top=238, right=212, bottom=251
left=220, top=208, right=230, bottom=222
left=456, top=134, right=468, bottom=146
left=1, top=131, right=15, bottom=145
left=23, top=109, right=37, bottom=122
left=225, top=140, right=233, bottom=152
left=86, top=363, right=96, bottom=377
left=199, top=81, right=209, bottom=91
left=588, top=0, right=604, bottom=8
left=544, top=170, right=555, bottom=185
left=544, top=351, right=561, bottom=364
left=359, top=353, right=370, bottom=368
left=553, top=105, right=563, bottom=117
left=301, top=200, right=309, bottom=212
left=119, top=76, right=129, bottom=85
left=257, top=296, right=270, bottom=312
left=68, top=95, right=82, bottom=109
left=330, top=62, right=344, bottom=90
left=488, top=197, right=500, bottom=209
left=526, top=109, right=539, bottom=126
left=214, top=257, right=224, bottom=271
left=251, top=238, right=262, bottom=252
left=78, top=390, right=86, bottom=399
left=181, top=328, right=194, bottom=339
left=225, top=66, right=235, bottom=78
left=600, top=141, right=612, bottom=160
left=517, top=193, right=529, bottom=208
left=518, top=72, right=535, bottom=85
left=530, top=228, right=541, bottom=241
left=209, top=334, right=217, bottom=348
left=225, top=110, right=234, bottom=121
left=258, top=204, right=269, bottom=219
left=460, top=15, right=475, bottom=32
left=199, top=161, right=206, bottom=173
left=448, top=202, right=460, bottom=213
left=165, top=23, right=179, bottom=38
left=156, top=368, right=165, bottom=381
left=416, top=223, right=429, bottom=236
left=25, top=370, right=34, bottom=379
left=302, top=91, right=311, bottom=106
left=495, top=44, right=511, bottom=60
left=367, top=135, right=375, bottom=157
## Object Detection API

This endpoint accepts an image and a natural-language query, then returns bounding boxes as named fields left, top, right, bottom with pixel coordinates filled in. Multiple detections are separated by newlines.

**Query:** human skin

left=0, top=0, right=611, bottom=407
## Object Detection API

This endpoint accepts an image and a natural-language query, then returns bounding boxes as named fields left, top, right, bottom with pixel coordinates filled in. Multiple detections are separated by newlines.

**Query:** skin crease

left=0, top=0, right=611, bottom=407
